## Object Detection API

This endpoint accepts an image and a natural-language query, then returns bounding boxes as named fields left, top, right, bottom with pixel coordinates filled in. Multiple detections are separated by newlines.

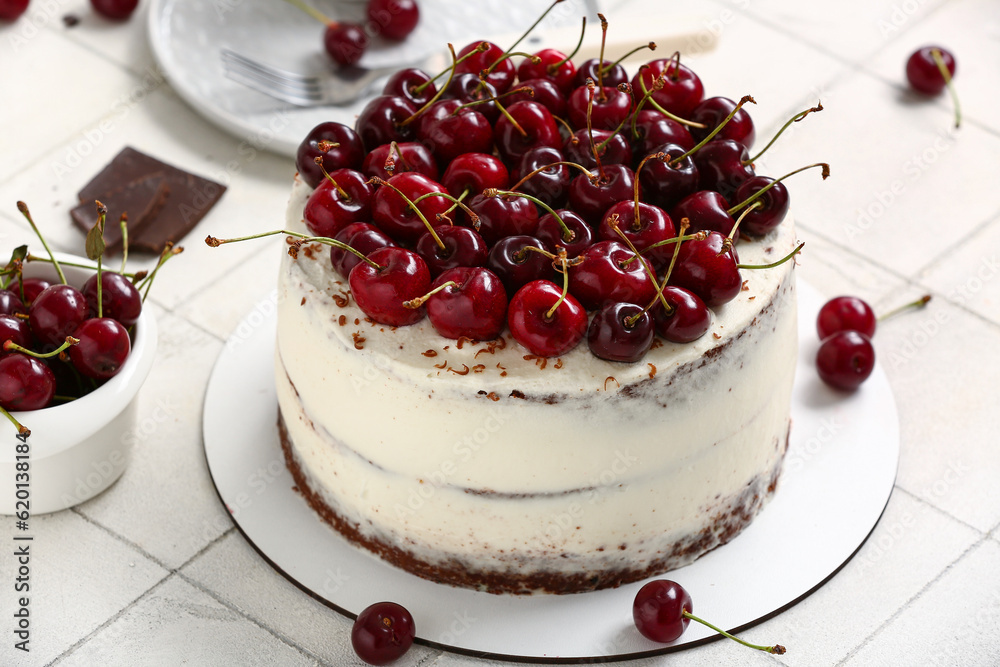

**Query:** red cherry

left=423, top=267, right=507, bottom=341
left=633, top=579, right=693, bottom=643
left=816, top=330, right=875, bottom=391
left=442, top=73, right=500, bottom=123
left=351, top=601, right=415, bottom=666
left=598, top=200, right=676, bottom=267
left=637, top=143, right=700, bottom=212
left=690, top=97, right=756, bottom=149
left=0, top=314, right=31, bottom=353
left=817, top=296, right=876, bottom=339
left=296, top=122, right=365, bottom=189
left=303, top=169, right=374, bottom=238
left=587, top=301, right=655, bottom=362
left=28, top=284, right=88, bottom=349
left=632, top=110, right=695, bottom=155
left=69, top=317, right=131, bottom=380
left=90, top=0, right=138, bottom=21
left=670, top=190, right=737, bottom=240
left=518, top=48, right=577, bottom=93
left=567, top=85, right=632, bottom=131
left=414, top=225, right=488, bottom=277
left=631, top=59, right=704, bottom=117
left=0, top=0, right=30, bottom=21
left=512, top=146, right=570, bottom=209
left=15, top=278, right=51, bottom=306
left=324, top=23, right=367, bottom=67
left=692, top=139, right=754, bottom=200
left=906, top=45, right=956, bottom=95
left=567, top=164, right=636, bottom=225
left=732, top=176, right=789, bottom=237
left=669, top=231, right=741, bottom=308
left=564, top=129, right=633, bottom=170
left=535, top=209, right=593, bottom=258
left=0, top=289, right=27, bottom=316
left=368, top=0, right=419, bottom=41
left=82, top=271, right=142, bottom=327
left=361, top=142, right=438, bottom=182
left=568, top=240, right=658, bottom=311
left=465, top=191, right=539, bottom=246
left=421, top=106, right=494, bottom=163
left=505, top=78, right=567, bottom=118
left=494, top=101, right=561, bottom=165
left=652, top=286, right=712, bottom=343
left=371, top=172, right=451, bottom=243
left=382, top=68, right=436, bottom=106
left=573, top=58, right=628, bottom=89
left=507, top=280, right=587, bottom=357
left=0, top=353, right=55, bottom=411
left=487, top=235, right=552, bottom=297
left=455, top=40, right=515, bottom=93
left=441, top=153, right=509, bottom=199
left=348, top=247, right=431, bottom=326
left=329, top=223, right=396, bottom=279
left=355, top=95, right=417, bottom=151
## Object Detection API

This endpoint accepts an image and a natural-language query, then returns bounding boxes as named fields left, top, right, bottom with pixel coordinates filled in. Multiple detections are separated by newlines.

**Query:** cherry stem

left=0, top=404, right=29, bottom=437
left=24, top=255, right=138, bottom=279
left=4, top=335, right=79, bottom=358
left=877, top=294, right=932, bottom=322
left=545, top=250, right=573, bottom=319
left=738, top=241, right=804, bottom=270
left=681, top=611, right=786, bottom=654
left=369, top=177, right=445, bottom=249
left=17, top=201, right=66, bottom=285
left=633, top=152, right=667, bottom=222
left=596, top=90, right=633, bottom=154
left=313, top=157, right=352, bottom=201
left=509, top=160, right=598, bottom=192
left=604, top=42, right=656, bottom=75
left=281, top=0, right=333, bottom=26
left=120, top=215, right=129, bottom=274
left=746, top=102, right=823, bottom=165
left=670, top=95, right=757, bottom=166
left=94, top=203, right=106, bottom=318
left=725, top=201, right=761, bottom=247
left=486, top=188, right=570, bottom=241
left=491, top=0, right=564, bottom=74
left=403, top=280, right=458, bottom=309
left=207, top=229, right=379, bottom=270
left=608, top=214, right=670, bottom=315
left=930, top=48, right=962, bottom=129
left=411, top=191, right=478, bottom=228
left=649, top=218, right=694, bottom=314
left=550, top=17, right=587, bottom=71
left=516, top=244, right=557, bottom=263
left=636, top=74, right=707, bottom=128
left=138, top=243, right=184, bottom=303
left=727, top=163, right=830, bottom=215
left=585, top=79, right=607, bottom=180
left=596, top=13, right=609, bottom=91
left=494, top=95, right=528, bottom=138
left=418, top=42, right=489, bottom=91
left=401, top=44, right=458, bottom=127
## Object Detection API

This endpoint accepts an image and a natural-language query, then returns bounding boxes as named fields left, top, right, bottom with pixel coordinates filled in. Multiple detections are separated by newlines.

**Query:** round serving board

left=202, top=280, right=898, bottom=662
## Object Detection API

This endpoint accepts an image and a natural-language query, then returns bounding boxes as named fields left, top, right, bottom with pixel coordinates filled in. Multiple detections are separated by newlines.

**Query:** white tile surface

left=0, top=511, right=167, bottom=667
left=182, top=531, right=442, bottom=666
left=841, top=539, right=1000, bottom=667
left=54, top=0, right=159, bottom=77
left=54, top=575, right=320, bottom=667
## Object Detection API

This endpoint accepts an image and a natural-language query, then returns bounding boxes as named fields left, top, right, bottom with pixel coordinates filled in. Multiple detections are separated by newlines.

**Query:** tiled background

left=1, top=0, right=999, bottom=665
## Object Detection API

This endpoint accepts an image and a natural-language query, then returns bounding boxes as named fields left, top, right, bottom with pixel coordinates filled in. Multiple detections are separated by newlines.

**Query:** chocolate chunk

left=77, top=146, right=226, bottom=253
left=71, top=173, right=169, bottom=253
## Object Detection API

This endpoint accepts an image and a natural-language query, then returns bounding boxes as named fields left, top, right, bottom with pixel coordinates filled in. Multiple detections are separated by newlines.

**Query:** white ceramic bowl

left=1, top=253, right=157, bottom=515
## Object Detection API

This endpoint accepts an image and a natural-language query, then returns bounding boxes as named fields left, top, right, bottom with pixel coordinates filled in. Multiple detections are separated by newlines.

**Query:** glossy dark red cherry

left=568, top=164, right=637, bottom=225
left=466, top=191, right=539, bottom=246
left=422, top=106, right=494, bottom=163
left=371, top=172, right=451, bottom=243
left=455, top=40, right=515, bottom=93
left=587, top=301, right=654, bottom=362
left=28, top=284, right=88, bottom=348
left=732, top=176, right=789, bottom=237
left=598, top=200, right=676, bottom=266
left=90, top=0, right=138, bottom=21
left=348, top=247, right=431, bottom=326
left=441, top=152, right=509, bottom=199
left=0, top=353, right=56, bottom=411
left=631, top=59, right=704, bottom=117
left=518, top=48, right=577, bottom=93
left=506, top=78, right=567, bottom=118
left=637, top=143, right=699, bottom=212
left=351, top=601, right=416, bottom=666
left=0, top=289, right=27, bottom=316
left=692, top=139, right=754, bottom=199
left=82, top=271, right=142, bottom=327
left=816, top=296, right=876, bottom=339
left=535, top=209, right=593, bottom=258
left=0, top=314, right=31, bottom=353
left=573, top=58, right=628, bottom=89
left=816, top=330, right=875, bottom=391
left=670, top=190, right=737, bottom=239
left=567, top=84, right=632, bottom=131
left=368, top=0, right=419, bottom=41
left=296, top=122, right=365, bottom=189
left=362, top=142, right=438, bottom=182
left=669, top=231, right=741, bottom=308
left=69, top=317, right=131, bottom=380
left=415, top=225, right=488, bottom=277
left=512, top=146, right=570, bottom=209
left=568, top=240, right=658, bottom=311
left=564, top=129, right=633, bottom=170
left=690, top=97, right=756, bottom=149
left=382, top=68, right=436, bottom=106
left=0, top=0, right=30, bottom=21
left=303, top=169, right=374, bottom=238
left=652, top=286, right=712, bottom=343
left=487, top=236, right=552, bottom=297
left=423, top=267, right=507, bottom=341
left=330, top=223, right=396, bottom=279
left=355, top=95, right=417, bottom=151
left=906, top=45, right=956, bottom=95
left=324, top=23, right=367, bottom=67
left=494, top=101, right=561, bottom=165
left=633, top=579, right=693, bottom=643
left=507, top=280, right=587, bottom=357
left=632, top=110, right=695, bottom=155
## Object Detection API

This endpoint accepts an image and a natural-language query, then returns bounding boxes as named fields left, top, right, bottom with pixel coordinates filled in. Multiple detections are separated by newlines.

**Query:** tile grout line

left=892, top=485, right=987, bottom=538
left=44, top=574, right=174, bottom=667
left=835, top=534, right=989, bottom=666
left=909, top=204, right=1000, bottom=279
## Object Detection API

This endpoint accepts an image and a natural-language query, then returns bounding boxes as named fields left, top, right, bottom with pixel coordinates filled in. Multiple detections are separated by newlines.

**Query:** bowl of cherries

left=0, top=203, right=168, bottom=515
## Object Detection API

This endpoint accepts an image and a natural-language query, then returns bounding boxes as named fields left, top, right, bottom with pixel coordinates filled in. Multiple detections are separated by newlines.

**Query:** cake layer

left=275, top=175, right=798, bottom=593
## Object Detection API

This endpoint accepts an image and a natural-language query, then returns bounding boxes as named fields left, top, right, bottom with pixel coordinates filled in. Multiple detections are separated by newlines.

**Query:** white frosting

left=276, top=176, right=798, bottom=591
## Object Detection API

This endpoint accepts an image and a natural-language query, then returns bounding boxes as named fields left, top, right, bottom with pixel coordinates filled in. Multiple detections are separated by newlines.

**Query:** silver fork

left=220, top=49, right=400, bottom=107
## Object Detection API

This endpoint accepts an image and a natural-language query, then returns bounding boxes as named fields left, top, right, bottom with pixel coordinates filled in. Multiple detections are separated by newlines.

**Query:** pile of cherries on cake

left=285, top=13, right=818, bottom=366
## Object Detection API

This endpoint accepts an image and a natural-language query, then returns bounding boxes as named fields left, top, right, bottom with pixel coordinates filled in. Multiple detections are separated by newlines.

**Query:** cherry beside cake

left=257, top=11, right=816, bottom=595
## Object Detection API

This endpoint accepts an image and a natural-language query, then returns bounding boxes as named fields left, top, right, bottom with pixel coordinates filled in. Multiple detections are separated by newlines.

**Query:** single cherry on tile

left=351, top=601, right=416, bottom=666
left=633, top=580, right=785, bottom=653
left=0, top=353, right=56, bottom=411
left=906, top=45, right=961, bottom=127
left=0, top=0, right=30, bottom=21
left=816, top=330, right=875, bottom=391
left=368, top=0, right=419, bottom=41
left=90, top=0, right=138, bottom=20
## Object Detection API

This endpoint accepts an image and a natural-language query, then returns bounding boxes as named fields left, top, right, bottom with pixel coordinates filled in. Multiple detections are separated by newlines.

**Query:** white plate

left=203, top=280, right=898, bottom=661
left=147, top=0, right=717, bottom=158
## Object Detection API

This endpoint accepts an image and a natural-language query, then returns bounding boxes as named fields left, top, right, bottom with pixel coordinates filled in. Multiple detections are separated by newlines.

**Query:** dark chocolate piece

left=77, top=146, right=226, bottom=253
left=71, top=173, right=169, bottom=253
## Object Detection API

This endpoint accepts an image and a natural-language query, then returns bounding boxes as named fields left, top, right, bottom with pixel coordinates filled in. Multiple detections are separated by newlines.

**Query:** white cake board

left=203, top=280, right=898, bottom=661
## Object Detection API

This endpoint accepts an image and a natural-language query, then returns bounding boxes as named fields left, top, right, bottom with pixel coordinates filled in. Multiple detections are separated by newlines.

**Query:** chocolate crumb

left=524, top=354, right=547, bottom=369
left=472, top=364, right=485, bottom=373
left=448, top=364, right=470, bottom=375
left=351, top=332, right=366, bottom=349
left=62, top=14, right=80, bottom=27
left=648, top=363, right=657, bottom=379
left=650, top=338, right=663, bottom=349
left=486, top=392, right=499, bottom=401
left=510, top=389, right=525, bottom=399
left=354, top=318, right=360, bottom=325
left=455, top=336, right=474, bottom=349
left=604, top=376, right=619, bottom=390
left=554, top=358, right=563, bottom=369
left=421, top=350, right=438, bottom=357
left=338, top=315, right=347, bottom=326
left=332, top=291, right=349, bottom=307
left=741, top=280, right=749, bottom=291
left=434, top=360, right=448, bottom=369
left=300, top=297, right=306, bottom=306
left=713, top=332, right=722, bottom=339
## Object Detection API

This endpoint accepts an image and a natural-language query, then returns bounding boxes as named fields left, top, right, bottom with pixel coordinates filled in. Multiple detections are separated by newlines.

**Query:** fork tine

left=222, top=68, right=322, bottom=106
left=221, top=58, right=322, bottom=95
left=220, top=49, right=323, bottom=87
